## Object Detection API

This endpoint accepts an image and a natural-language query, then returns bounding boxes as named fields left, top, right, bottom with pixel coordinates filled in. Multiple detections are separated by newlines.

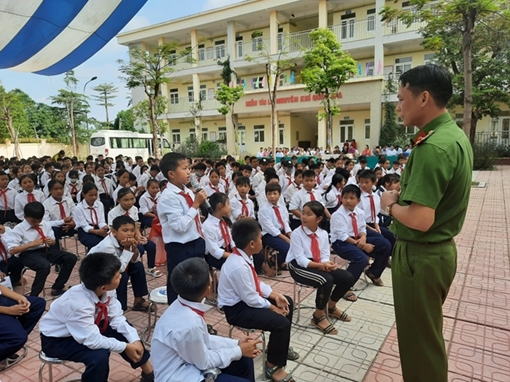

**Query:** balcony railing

left=475, top=130, right=510, bottom=145
left=383, top=18, right=426, bottom=36
left=330, top=19, right=376, bottom=44
left=167, top=97, right=221, bottom=114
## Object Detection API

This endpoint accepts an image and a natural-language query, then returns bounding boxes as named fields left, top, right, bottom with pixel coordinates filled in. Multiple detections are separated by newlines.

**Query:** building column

left=318, top=0, right=328, bottom=28
left=269, top=10, right=278, bottom=54
left=191, top=29, right=199, bottom=67
left=227, top=21, right=236, bottom=61
left=374, top=0, right=385, bottom=75
left=317, top=116, right=327, bottom=150
left=370, top=97, right=383, bottom=147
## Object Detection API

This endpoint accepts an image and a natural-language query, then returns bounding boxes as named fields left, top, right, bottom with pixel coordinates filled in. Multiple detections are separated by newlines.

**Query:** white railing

left=287, top=29, right=314, bottom=52
left=234, top=38, right=271, bottom=60
left=330, top=19, right=376, bottom=44
left=383, top=18, right=425, bottom=35
left=167, top=97, right=221, bottom=114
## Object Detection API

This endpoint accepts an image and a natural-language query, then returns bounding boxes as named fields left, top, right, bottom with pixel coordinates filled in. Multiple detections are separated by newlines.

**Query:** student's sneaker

left=145, top=267, right=162, bottom=278
left=140, top=371, right=154, bottom=382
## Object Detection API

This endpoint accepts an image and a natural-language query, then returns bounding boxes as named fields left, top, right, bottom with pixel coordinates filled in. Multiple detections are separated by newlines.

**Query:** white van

left=89, top=130, right=171, bottom=159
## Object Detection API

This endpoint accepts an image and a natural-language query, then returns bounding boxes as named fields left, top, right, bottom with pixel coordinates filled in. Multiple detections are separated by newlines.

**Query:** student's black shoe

left=140, top=371, right=155, bottom=382
left=54, top=264, right=61, bottom=274
left=50, top=289, right=65, bottom=297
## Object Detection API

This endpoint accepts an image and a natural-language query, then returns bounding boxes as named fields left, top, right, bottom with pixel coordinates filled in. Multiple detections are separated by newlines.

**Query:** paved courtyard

left=1, top=168, right=509, bottom=382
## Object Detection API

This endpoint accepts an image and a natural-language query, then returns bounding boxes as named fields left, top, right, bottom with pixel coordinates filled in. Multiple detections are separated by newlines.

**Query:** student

left=229, top=176, right=255, bottom=223
left=330, top=185, right=391, bottom=302
left=202, top=193, right=233, bottom=270
left=89, top=216, right=153, bottom=311
left=204, top=169, right=225, bottom=197
left=132, top=156, right=145, bottom=179
left=0, top=171, right=18, bottom=224
left=95, top=164, right=115, bottom=220
left=7, top=166, right=22, bottom=193
left=322, top=174, right=345, bottom=215
left=388, top=160, right=402, bottom=175
left=258, top=183, right=292, bottom=268
left=39, top=162, right=54, bottom=190
left=14, top=174, right=45, bottom=221
left=158, top=152, right=208, bottom=304
left=151, top=257, right=258, bottom=382
left=66, top=169, right=82, bottom=203
left=191, top=162, right=208, bottom=187
left=39, top=252, right=155, bottom=382
left=218, top=218, right=298, bottom=382
left=139, top=179, right=160, bottom=228
left=138, top=165, right=160, bottom=190
left=287, top=201, right=353, bottom=334
left=255, top=170, right=286, bottom=209
left=112, top=169, right=131, bottom=203
left=74, top=183, right=109, bottom=249
left=0, top=225, right=23, bottom=287
left=228, top=171, right=243, bottom=200
left=0, top=283, right=45, bottom=364
left=43, top=179, right=76, bottom=247
left=108, top=188, right=160, bottom=278
left=5, top=202, right=77, bottom=297
left=283, top=169, right=303, bottom=206
left=43, top=171, right=69, bottom=198
left=376, top=174, right=400, bottom=228
left=278, top=162, right=294, bottom=195
left=216, top=161, right=230, bottom=194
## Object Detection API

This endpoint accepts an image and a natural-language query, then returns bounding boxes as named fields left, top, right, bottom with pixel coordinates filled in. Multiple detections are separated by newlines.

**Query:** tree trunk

left=6, top=116, right=21, bottom=159
left=69, top=99, right=77, bottom=157
left=326, top=109, right=333, bottom=152
left=150, top=99, right=160, bottom=159
left=232, top=113, right=239, bottom=157
left=105, top=98, right=109, bottom=126
left=469, top=112, right=478, bottom=144
left=462, top=8, right=475, bottom=144
left=271, top=106, right=278, bottom=158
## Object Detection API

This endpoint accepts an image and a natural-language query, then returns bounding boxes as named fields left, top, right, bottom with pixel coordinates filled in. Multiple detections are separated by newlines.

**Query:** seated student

left=203, top=193, right=234, bottom=270
left=5, top=202, right=77, bottom=297
left=109, top=188, right=160, bottom=278
left=322, top=174, right=345, bottom=215
left=191, top=162, right=208, bottom=187
left=388, top=160, right=402, bottom=176
left=278, top=162, right=294, bottom=196
left=215, top=161, right=230, bottom=193
left=43, top=171, right=69, bottom=199
left=330, top=185, right=391, bottom=302
left=287, top=201, right=353, bottom=334
left=7, top=166, right=22, bottom=193
left=0, top=171, right=19, bottom=224
left=43, top=179, right=77, bottom=248
left=258, top=183, right=292, bottom=268
left=39, top=162, right=55, bottom=190
left=283, top=169, right=303, bottom=206
left=66, top=169, right=82, bottom=203
left=0, top=225, right=24, bottom=287
left=74, top=183, right=109, bottom=249
left=138, top=165, right=160, bottom=190
left=376, top=174, right=400, bottom=229
left=139, top=179, right=160, bottom=228
left=112, top=169, right=131, bottom=204
left=229, top=176, right=255, bottom=223
left=255, top=170, right=286, bottom=210
left=14, top=174, right=46, bottom=221
left=39, top=252, right=155, bottom=382
left=95, top=164, right=115, bottom=221
left=218, top=218, right=298, bottom=382
left=152, top=257, right=258, bottom=382
left=204, top=169, right=226, bottom=197
left=0, top=283, right=45, bottom=365
left=88, top=216, right=153, bottom=312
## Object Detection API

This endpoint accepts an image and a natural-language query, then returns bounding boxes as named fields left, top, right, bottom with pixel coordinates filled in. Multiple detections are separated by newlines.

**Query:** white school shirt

left=43, top=196, right=75, bottom=227
left=202, top=215, right=232, bottom=260
left=7, top=179, right=20, bottom=193
left=323, top=187, right=342, bottom=209
left=289, top=188, right=324, bottom=220
left=39, top=171, right=52, bottom=187
left=229, top=193, right=255, bottom=223
left=39, top=283, right=138, bottom=353
left=284, top=182, right=301, bottom=205
left=286, top=226, right=330, bottom=268
left=108, top=205, right=139, bottom=226
left=258, top=201, right=291, bottom=237
left=219, top=176, right=230, bottom=194
left=43, top=180, right=70, bottom=198
left=14, top=189, right=46, bottom=221
left=388, top=167, right=402, bottom=176
left=88, top=233, right=139, bottom=272
left=74, top=200, right=107, bottom=232
left=360, top=191, right=380, bottom=224
left=0, top=187, right=16, bottom=210
left=251, top=171, right=264, bottom=190
left=279, top=174, right=293, bottom=195
left=0, top=228, right=12, bottom=262
left=137, top=172, right=153, bottom=189
left=203, top=182, right=225, bottom=197
left=255, top=181, right=286, bottom=210
left=95, top=176, right=115, bottom=196
left=157, top=183, right=201, bottom=244
left=139, top=192, right=159, bottom=215
left=330, top=205, right=367, bottom=243
left=5, top=220, right=55, bottom=253
left=66, top=179, right=82, bottom=196
left=152, top=295, right=240, bottom=382
left=218, top=248, right=272, bottom=309
left=132, top=165, right=143, bottom=179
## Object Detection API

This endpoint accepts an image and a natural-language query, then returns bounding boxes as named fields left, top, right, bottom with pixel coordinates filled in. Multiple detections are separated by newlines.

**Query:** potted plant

left=251, top=30, right=263, bottom=39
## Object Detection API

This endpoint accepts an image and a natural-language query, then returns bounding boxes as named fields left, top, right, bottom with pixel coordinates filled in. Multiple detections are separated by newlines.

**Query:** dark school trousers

left=288, top=260, right=354, bottom=310
left=223, top=296, right=294, bottom=368
left=78, top=228, right=104, bottom=251
left=262, top=234, right=289, bottom=266
left=392, top=239, right=457, bottom=382
left=117, top=262, right=149, bottom=311
left=137, top=241, right=156, bottom=269
left=0, top=295, right=45, bottom=361
left=19, top=247, right=77, bottom=296
left=99, top=194, right=113, bottom=222
left=52, top=227, right=78, bottom=250
left=289, top=218, right=301, bottom=231
left=367, top=224, right=396, bottom=249
left=205, top=253, right=227, bottom=270
left=41, top=323, right=151, bottom=382
left=0, top=210, right=21, bottom=225
left=139, top=215, right=153, bottom=228
left=165, top=237, right=205, bottom=304
left=0, top=256, right=24, bottom=285
left=217, top=356, right=255, bottom=382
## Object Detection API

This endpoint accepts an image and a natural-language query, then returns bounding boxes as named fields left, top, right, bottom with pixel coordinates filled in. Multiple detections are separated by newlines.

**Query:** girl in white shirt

left=43, top=171, right=70, bottom=198
left=286, top=201, right=353, bottom=335
left=203, top=169, right=225, bottom=197
left=74, top=183, right=109, bottom=249
left=322, top=174, right=345, bottom=215
left=138, top=179, right=159, bottom=228
left=14, top=174, right=46, bottom=221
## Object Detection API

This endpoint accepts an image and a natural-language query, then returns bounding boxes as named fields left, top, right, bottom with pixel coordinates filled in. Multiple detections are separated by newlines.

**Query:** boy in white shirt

left=229, top=176, right=255, bottom=223
left=39, top=252, right=155, bottom=382
left=152, top=257, right=259, bottom=382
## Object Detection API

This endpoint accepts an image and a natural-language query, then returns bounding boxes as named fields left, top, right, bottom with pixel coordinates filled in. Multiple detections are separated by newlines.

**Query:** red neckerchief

left=56, top=200, right=66, bottom=219
left=209, top=183, right=220, bottom=193
left=179, top=190, right=204, bottom=237
left=349, top=212, right=359, bottom=240
left=179, top=300, right=205, bottom=318
left=88, top=205, right=99, bottom=227
left=95, top=297, right=111, bottom=333
left=0, top=188, right=8, bottom=217
left=367, top=194, right=376, bottom=222
left=302, top=227, right=321, bottom=263
left=27, top=192, right=36, bottom=203
left=100, top=179, right=109, bottom=196
left=233, top=248, right=263, bottom=297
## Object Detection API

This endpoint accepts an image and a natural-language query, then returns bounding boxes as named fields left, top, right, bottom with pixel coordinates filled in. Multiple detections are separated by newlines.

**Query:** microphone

left=190, top=176, right=212, bottom=212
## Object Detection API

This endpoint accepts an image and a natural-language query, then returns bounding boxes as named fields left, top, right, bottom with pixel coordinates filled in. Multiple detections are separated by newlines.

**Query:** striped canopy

left=0, top=0, right=147, bottom=75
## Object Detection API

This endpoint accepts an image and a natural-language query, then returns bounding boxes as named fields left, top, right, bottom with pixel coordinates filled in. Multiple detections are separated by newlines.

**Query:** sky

left=0, top=0, right=244, bottom=122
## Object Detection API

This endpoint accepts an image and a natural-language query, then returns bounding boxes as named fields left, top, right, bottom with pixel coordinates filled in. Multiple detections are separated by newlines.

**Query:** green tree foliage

left=380, top=79, right=408, bottom=146
left=215, top=83, right=244, bottom=154
left=118, top=42, right=194, bottom=158
left=301, top=28, right=357, bottom=150
left=113, top=108, right=136, bottom=131
left=91, top=83, right=118, bottom=126
left=0, top=84, right=26, bottom=157
left=380, top=0, right=510, bottom=144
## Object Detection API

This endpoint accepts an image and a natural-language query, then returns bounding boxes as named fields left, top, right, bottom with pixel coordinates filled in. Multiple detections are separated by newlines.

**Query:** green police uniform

left=390, top=113, right=473, bottom=382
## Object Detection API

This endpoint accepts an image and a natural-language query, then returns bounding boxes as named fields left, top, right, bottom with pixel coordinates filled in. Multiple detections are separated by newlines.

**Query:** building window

left=206, top=46, right=214, bottom=60
left=169, top=89, right=179, bottom=104
left=236, top=36, right=243, bottom=58
left=202, top=128, right=208, bottom=141
left=238, top=125, right=246, bottom=145
left=340, top=120, right=354, bottom=142
left=279, top=124, right=284, bottom=145
left=215, top=40, right=226, bottom=59
left=218, top=127, right=227, bottom=141
left=254, top=125, right=265, bottom=142
left=395, top=57, right=412, bottom=75
left=200, top=84, right=206, bottom=101
left=252, top=76, right=264, bottom=89
left=198, top=44, right=205, bottom=61
left=364, top=119, right=371, bottom=140
left=366, top=62, right=374, bottom=76
left=187, top=86, right=194, bottom=102
left=278, top=27, right=284, bottom=51
left=424, top=53, right=438, bottom=65
left=367, top=9, right=376, bottom=31
left=189, top=128, right=196, bottom=140
left=168, top=50, right=177, bottom=66
left=252, top=36, right=263, bottom=52
left=172, top=129, right=181, bottom=144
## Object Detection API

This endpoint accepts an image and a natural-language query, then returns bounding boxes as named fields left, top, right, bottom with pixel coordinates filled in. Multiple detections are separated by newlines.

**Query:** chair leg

left=38, top=361, right=45, bottom=382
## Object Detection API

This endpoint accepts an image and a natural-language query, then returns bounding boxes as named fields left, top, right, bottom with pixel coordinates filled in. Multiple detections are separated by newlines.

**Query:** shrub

left=472, top=142, right=496, bottom=170
left=197, top=140, right=226, bottom=159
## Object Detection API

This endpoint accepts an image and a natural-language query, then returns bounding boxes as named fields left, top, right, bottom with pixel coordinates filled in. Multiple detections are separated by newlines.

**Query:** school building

left=117, top=0, right=510, bottom=155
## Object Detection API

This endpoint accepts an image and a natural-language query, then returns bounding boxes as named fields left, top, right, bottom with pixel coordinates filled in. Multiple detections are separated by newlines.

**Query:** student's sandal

left=145, top=267, right=163, bottom=278
left=311, top=314, right=338, bottom=335
left=264, top=364, right=296, bottom=382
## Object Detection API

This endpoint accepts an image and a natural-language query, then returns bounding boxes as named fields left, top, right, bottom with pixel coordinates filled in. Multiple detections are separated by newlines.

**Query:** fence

left=0, top=141, right=90, bottom=159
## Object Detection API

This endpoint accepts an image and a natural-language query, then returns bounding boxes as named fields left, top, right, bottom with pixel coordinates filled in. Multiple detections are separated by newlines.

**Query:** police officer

left=381, top=65, right=473, bottom=382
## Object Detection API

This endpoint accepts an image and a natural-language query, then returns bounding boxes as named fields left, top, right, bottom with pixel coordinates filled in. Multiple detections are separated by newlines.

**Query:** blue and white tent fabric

left=0, top=0, right=147, bottom=75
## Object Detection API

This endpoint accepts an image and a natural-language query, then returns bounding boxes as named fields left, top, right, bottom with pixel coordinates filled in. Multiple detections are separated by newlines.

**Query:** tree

left=216, top=83, right=244, bottom=155
left=0, top=84, right=26, bottom=158
left=91, top=83, right=118, bottom=126
left=118, top=42, right=194, bottom=158
left=301, top=28, right=357, bottom=150
left=380, top=77, right=407, bottom=146
left=380, top=0, right=510, bottom=144
left=113, top=108, right=136, bottom=131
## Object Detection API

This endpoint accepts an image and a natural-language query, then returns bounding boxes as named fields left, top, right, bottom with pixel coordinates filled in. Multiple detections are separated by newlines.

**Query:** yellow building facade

left=117, top=0, right=509, bottom=154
